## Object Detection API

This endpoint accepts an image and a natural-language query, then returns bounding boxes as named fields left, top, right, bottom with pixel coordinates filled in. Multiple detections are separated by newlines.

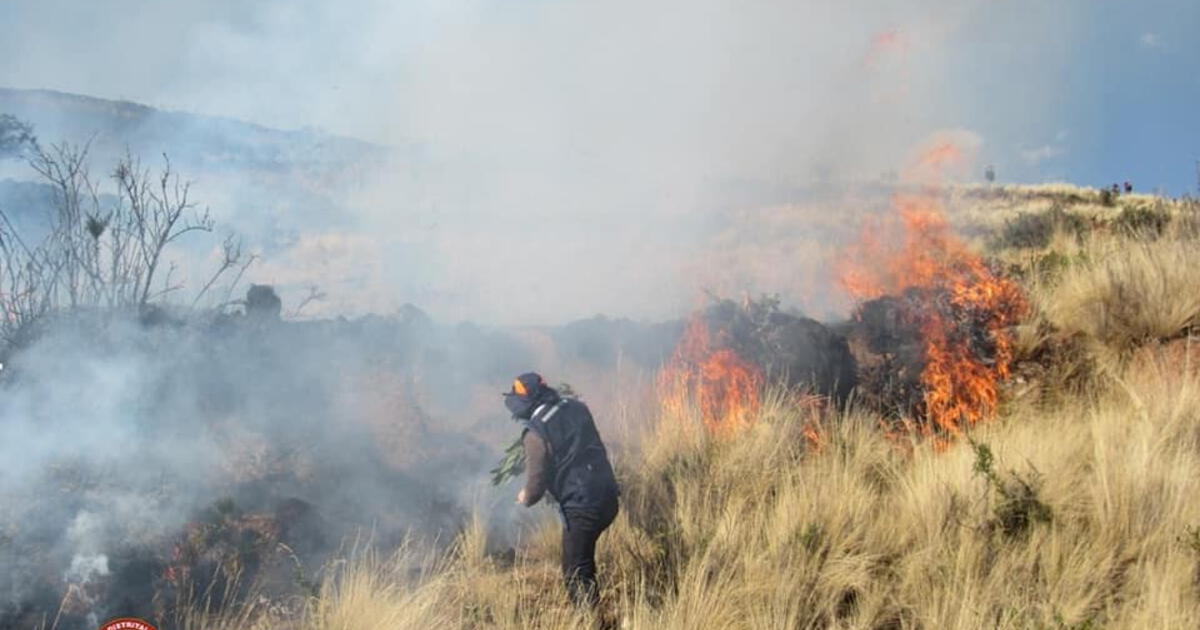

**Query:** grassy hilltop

left=187, top=185, right=1200, bottom=630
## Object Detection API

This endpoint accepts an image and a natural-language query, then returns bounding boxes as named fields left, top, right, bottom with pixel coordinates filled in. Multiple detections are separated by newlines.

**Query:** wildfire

left=658, top=315, right=763, bottom=438
left=840, top=146, right=1027, bottom=435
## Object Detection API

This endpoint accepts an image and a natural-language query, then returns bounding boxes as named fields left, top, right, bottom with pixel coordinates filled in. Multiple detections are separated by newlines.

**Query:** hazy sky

left=2, top=0, right=1199, bottom=323
left=4, top=0, right=1197, bottom=193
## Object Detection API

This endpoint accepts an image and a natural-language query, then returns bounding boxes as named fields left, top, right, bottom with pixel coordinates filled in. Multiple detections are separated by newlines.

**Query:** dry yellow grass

left=202, top=186, right=1200, bottom=629
left=1037, top=236, right=1200, bottom=355
left=222, top=352, right=1200, bottom=629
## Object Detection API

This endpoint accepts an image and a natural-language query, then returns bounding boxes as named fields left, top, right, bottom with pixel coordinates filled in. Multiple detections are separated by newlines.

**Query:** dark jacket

left=521, top=395, right=619, bottom=510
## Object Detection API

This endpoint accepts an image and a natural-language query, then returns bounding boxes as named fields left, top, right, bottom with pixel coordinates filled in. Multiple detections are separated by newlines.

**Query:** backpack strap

left=524, top=398, right=570, bottom=460
left=533, top=398, right=569, bottom=424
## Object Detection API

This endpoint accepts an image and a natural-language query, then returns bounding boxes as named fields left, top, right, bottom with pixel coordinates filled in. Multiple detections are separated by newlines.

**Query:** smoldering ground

left=0, top=105, right=685, bottom=626
left=0, top=301, right=680, bottom=627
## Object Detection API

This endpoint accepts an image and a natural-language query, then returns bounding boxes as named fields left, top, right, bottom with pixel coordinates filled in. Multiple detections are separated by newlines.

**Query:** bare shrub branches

left=112, top=152, right=215, bottom=305
left=0, top=142, right=249, bottom=344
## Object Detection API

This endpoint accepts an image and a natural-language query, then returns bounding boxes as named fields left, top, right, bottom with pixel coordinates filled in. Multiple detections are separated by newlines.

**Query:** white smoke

left=1, top=0, right=1095, bottom=323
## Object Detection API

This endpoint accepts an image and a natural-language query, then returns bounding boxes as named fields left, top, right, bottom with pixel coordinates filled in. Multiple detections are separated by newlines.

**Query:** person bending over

left=504, top=372, right=620, bottom=608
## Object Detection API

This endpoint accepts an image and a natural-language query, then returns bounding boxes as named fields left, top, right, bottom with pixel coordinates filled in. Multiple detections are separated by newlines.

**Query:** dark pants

left=561, top=499, right=619, bottom=608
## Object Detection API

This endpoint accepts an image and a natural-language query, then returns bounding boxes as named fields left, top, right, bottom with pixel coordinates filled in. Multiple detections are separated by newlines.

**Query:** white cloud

left=1140, top=32, right=1163, bottom=48
left=1020, top=144, right=1064, bottom=166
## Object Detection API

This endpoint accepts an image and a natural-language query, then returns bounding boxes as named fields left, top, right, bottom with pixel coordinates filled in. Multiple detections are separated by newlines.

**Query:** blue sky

left=1066, top=2, right=1200, bottom=195
left=956, top=1, right=1200, bottom=195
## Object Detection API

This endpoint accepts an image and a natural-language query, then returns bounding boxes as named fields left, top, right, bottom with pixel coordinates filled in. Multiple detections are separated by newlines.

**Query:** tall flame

left=840, top=145, right=1027, bottom=435
left=658, top=316, right=763, bottom=438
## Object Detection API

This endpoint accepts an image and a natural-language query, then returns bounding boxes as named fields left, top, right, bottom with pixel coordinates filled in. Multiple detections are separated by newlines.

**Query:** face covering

left=505, top=392, right=537, bottom=419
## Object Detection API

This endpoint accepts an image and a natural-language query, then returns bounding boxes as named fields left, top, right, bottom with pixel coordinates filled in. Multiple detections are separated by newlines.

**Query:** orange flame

left=840, top=145, right=1027, bottom=435
left=658, top=316, right=763, bottom=438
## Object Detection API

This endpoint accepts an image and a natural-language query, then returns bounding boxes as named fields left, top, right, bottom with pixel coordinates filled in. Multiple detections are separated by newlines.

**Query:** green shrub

left=970, top=438, right=1053, bottom=538
left=1113, top=204, right=1171, bottom=238
left=1029, top=250, right=1074, bottom=280
left=997, top=205, right=1089, bottom=250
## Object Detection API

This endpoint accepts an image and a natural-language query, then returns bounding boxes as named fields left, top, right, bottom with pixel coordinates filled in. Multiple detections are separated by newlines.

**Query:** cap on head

left=504, top=372, right=546, bottom=419
left=510, top=372, right=544, bottom=398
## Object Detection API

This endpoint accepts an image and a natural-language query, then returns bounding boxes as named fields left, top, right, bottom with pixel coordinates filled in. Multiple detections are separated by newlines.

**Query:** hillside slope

left=180, top=185, right=1200, bottom=630
left=0, top=87, right=391, bottom=172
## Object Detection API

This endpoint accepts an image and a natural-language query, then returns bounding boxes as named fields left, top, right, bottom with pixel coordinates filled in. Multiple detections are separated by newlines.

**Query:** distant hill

left=0, top=88, right=421, bottom=243
left=0, top=87, right=394, bottom=174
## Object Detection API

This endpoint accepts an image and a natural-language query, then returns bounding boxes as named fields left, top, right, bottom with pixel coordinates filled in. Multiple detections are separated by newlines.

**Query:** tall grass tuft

left=1039, top=237, right=1200, bottom=355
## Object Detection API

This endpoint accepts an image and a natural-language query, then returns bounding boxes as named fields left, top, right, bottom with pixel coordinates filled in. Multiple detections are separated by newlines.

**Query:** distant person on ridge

left=504, top=372, right=620, bottom=609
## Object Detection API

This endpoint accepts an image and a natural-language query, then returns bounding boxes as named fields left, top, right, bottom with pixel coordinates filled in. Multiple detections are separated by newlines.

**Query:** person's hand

left=515, top=488, right=528, bottom=506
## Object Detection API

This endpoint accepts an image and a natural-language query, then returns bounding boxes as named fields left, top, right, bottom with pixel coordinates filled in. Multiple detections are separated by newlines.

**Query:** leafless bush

left=0, top=141, right=250, bottom=344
